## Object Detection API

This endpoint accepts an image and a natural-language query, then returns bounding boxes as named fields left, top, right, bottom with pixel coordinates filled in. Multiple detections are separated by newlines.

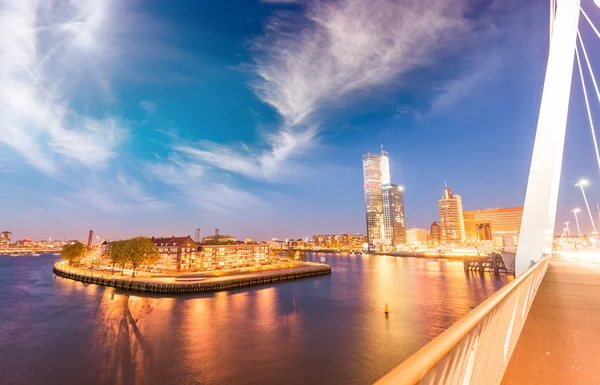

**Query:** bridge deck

left=502, top=257, right=600, bottom=384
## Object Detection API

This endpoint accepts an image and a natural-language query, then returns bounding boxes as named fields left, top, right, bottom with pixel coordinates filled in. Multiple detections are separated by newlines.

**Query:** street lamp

left=572, top=208, right=582, bottom=238
left=575, top=179, right=597, bottom=234
left=565, top=221, right=571, bottom=238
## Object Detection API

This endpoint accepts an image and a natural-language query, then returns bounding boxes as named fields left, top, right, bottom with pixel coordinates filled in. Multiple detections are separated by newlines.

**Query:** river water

left=0, top=253, right=509, bottom=385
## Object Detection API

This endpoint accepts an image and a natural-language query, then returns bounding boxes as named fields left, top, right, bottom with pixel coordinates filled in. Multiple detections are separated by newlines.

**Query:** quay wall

left=53, top=262, right=331, bottom=294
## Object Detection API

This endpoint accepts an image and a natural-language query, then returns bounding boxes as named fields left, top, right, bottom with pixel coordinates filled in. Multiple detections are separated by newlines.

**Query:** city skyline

left=2, top=0, right=600, bottom=242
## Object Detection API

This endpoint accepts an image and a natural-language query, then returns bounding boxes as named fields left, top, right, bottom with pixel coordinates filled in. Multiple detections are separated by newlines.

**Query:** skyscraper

left=363, top=151, right=389, bottom=249
left=382, top=184, right=407, bottom=245
left=363, top=149, right=406, bottom=249
left=430, top=221, right=441, bottom=245
left=438, top=186, right=466, bottom=244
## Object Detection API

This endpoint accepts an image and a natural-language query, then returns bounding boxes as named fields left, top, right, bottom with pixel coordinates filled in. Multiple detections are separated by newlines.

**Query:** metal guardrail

left=375, top=255, right=550, bottom=385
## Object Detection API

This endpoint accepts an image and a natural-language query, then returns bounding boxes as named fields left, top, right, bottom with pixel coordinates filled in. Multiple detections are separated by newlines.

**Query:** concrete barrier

left=53, top=262, right=331, bottom=294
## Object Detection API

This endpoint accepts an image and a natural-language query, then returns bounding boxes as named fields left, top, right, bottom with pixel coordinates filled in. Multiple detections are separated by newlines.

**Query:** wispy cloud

left=140, top=100, right=157, bottom=116
left=50, top=173, right=172, bottom=216
left=147, top=157, right=263, bottom=214
left=172, top=125, right=318, bottom=181
left=428, top=52, right=503, bottom=115
left=158, top=0, right=469, bottom=211
left=0, top=1, right=137, bottom=173
left=253, top=0, right=466, bottom=126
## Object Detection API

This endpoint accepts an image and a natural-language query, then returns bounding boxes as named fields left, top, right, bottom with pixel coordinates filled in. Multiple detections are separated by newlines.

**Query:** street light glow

left=572, top=208, right=580, bottom=213
left=575, top=179, right=589, bottom=187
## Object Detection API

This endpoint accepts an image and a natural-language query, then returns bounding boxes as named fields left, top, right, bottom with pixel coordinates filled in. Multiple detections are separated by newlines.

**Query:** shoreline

left=53, top=261, right=331, bottom=294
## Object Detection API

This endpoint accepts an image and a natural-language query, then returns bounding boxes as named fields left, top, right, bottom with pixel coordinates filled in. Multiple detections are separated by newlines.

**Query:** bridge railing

left=375, top=255, right=550, bottom=385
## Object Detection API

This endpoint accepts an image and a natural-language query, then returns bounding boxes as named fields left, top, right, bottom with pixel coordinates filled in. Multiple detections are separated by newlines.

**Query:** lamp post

left=565, top=221, right=571, bottom=238
left=572, top=208, right=582, bottom=238
left=575, top=179, right=597, bottom=234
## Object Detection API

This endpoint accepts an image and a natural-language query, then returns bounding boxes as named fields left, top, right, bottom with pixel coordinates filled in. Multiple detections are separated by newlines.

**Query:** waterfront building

left=363, top=150, right=390, bottom=249
left=311, top=234, right=366, bottom=250
left=152, top=236, right=198, bottom=272
left=438, top=186, right=466, bottom=244
left=406, top=228, right=427, bottom=245
left=363, top=148, right=407, bottom=249
left=463, top=207, right=524, bottom=247
left=1, top=231, right=12, bottom=248
left=430, top=222, right=441, bottom=245
left=382, top=184, right=407, bottom=246
left=200, top=243, right=270, bottom=270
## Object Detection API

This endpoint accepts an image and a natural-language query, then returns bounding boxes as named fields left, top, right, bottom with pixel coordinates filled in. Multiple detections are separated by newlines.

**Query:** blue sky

left=2, top=0, right=600, bottom=241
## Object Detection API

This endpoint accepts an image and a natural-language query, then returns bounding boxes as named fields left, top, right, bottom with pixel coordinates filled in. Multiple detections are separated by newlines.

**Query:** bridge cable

left=575, top=31, right=600, bottom=174
left=574, top=39, right=600, bottom=174
left=571, top=0, right=600, bottom=40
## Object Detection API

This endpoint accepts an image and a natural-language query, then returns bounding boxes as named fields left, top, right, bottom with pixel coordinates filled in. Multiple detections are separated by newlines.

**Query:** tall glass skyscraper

left=363, top=149, right=405, bottom=249
left=382, top=184, right=407, bottom=245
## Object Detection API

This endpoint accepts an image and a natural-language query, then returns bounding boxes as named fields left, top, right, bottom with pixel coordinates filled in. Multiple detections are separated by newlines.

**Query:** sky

left=2, top=0, right=600, bottom=242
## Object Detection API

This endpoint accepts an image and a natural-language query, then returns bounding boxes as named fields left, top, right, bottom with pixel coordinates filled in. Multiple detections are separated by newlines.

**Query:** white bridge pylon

left=515, top=0, right=581, bottom=276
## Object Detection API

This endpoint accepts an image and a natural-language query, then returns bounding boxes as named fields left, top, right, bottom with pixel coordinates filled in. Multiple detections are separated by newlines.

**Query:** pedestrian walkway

left=502, top=257, right=600, bottom=384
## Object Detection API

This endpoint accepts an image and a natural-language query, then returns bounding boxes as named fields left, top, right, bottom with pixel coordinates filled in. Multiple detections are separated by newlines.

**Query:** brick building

left=152, top=236, right=198, bottom=272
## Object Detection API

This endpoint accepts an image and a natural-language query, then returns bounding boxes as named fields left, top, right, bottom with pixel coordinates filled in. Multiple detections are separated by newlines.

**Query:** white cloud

left=50, top=173, right=172, bottom=215
left=163, top=0, right=467, bottom=193
left=252, top=0, right=466, bottom=126
left=147, top=158, right=264, bottom=215
left=171, top=125, right=317, bottom=182
left=0, top=0, right=134, bottom=173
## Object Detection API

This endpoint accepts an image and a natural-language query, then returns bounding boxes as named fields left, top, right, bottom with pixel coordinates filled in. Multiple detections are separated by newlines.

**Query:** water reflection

left=0, top=253, right=510, bottom=385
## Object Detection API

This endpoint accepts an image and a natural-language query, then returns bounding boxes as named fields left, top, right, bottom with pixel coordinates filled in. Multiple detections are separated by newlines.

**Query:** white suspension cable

left=574, top=41, right=600, bottom=173
left=573, top=0, right=600, bottom=40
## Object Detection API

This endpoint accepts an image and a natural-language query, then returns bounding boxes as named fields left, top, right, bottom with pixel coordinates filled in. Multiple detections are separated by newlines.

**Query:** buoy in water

left=384, top=303, right=389, bottom=314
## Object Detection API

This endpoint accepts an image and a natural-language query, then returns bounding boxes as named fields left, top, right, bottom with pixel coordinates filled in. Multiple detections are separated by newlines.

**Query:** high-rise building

left=0, top=231, right=11, bottom=248
left=438, top=186, right=466, bottom=244
left=362, top=150, right=390, bottom=249
left=463, top=207, right=524, bottom=247
left=430, top=222, right=441, bottom=244
left=382, top=184, right=407, bottom=245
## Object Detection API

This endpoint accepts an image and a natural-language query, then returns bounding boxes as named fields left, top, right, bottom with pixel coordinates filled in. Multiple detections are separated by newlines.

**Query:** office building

left=0, top=231, right=11, bottom=248
left=363, top=150, right=390, bottom=249
left=430, top=222, right=441, bottom=244
left=363, top=148, right=407, bottom=249
left=406, top=228, right=427, bottom=245
left=438, top=186, right=466, bottom=244
left=382, top=184, right=407, bottom=245
left=312, top=234, right=365, bottom=249
left=463, top=207, right=524, bottom=247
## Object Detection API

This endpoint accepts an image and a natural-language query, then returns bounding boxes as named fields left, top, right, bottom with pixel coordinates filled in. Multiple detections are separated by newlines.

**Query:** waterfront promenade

left=53, top=260, right=331, bottom=294
left=502, top=256, right=600, bottom=384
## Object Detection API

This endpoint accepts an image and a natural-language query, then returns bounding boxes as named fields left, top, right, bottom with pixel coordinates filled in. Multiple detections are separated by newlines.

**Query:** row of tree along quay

left=60, top=237, right=157, bottom=277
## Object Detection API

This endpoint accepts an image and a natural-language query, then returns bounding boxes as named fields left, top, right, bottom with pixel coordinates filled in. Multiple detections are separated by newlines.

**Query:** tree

left=128, top=237, right=158, bottom=277
left=109, top=240, right=130, bottom=275
left=61, top=241, right=86, bottom=266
